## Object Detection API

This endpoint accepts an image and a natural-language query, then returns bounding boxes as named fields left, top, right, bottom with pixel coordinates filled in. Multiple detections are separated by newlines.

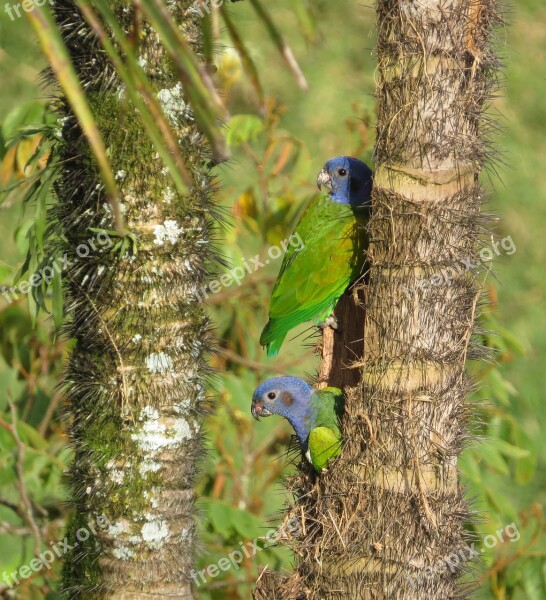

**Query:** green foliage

left=456, top=298, right=546, bottom=599
left=226, top=115, right=265, bottom=147
left=0, top=303, right=69, bottom=595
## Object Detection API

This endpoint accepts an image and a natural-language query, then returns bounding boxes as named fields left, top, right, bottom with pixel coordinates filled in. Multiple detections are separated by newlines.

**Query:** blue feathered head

left=251, top=376, right=314, bottom=446
left=317, top=156, right=373, bottom=207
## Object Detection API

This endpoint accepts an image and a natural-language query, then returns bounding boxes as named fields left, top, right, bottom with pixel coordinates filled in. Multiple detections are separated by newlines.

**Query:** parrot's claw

left=320, top=316, right=340, bottom=332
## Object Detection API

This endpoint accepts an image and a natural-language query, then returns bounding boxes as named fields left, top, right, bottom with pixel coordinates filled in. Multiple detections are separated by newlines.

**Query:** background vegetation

left=0, top=1, right=544, bottom=598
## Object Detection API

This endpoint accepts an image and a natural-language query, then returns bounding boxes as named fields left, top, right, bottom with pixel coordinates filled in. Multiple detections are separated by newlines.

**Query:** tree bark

left=54, top=2, right=215, bottom=597
left=254, top=0, right=501, bottom=597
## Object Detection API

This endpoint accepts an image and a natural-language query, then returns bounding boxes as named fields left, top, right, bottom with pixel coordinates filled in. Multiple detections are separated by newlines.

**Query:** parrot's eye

left=338, top=168, right=347, bottom=176
left=267, top=392, right=277, bottom=400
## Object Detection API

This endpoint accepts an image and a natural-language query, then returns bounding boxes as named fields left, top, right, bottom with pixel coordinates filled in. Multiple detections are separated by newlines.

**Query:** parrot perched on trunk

left=260, top=156, right=373, bottom=357
left=251, top=376, right=344, bottom=471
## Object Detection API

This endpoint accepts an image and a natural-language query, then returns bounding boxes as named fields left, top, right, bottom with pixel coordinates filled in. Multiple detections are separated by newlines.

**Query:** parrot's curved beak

left=317, top=169, right=332, bottom=191
left=251, top=402, right=272, bottom=421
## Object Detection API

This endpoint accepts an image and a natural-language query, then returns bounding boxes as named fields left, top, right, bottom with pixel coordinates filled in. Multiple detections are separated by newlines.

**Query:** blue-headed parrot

left=260, top=156, right=372, bottom=356
left=251, top=376, right=344, bottom=471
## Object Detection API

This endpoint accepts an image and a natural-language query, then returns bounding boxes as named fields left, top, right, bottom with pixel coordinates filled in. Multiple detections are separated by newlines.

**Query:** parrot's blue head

left=317, top=156, right=373, bottom=207
left=251, top=376, right=315, bottom=447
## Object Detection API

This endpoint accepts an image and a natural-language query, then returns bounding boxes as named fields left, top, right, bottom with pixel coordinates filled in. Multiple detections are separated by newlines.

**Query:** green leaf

left=0, top=261, right=13, bottom=283
left=14, top=420, right=48, bottom=451
left=512, top=425, right=538, bottom=483
left=293, top=0, right=318, bottom=42
left=491, top=438, right=530, bottom=459
left=505, top=560, right=525, bottom=588
left=229, top=507, right=263, bottom=539
left=27, top=285, right=39, bottom=328
left=495, top=325, right=526, bottom=356
left=459, top=449, right=482, bottom=484
left=486, top=368, right=511, bottom=406
left=0, top=362, right=27, bottom=412
left=26, top=3, right=124, bottom=234
left=127, top=232, right=139, bottom=256
left=33, top=171, right=54, bottom=254
left=88, top=227, right=122, bottom=238
left=247, top=0, right=308, bottom=90
left=484, top=484, right=518, bottom=521
left=221, top=7, right=265, bottom=110
left=32, top=273, right=48, bottom=313
left=52, top=267, right=63, bottom=331
left=226, top=115, right=264, bottom=147
left=1, top=101, right=47, bottom=142
left=14, top=219, right=34, bottom=258
left=479, top=441, right=509, bottom=475
left=204, top=499, right=233, bottom=539
left=522, top=559, right=546, bottom=600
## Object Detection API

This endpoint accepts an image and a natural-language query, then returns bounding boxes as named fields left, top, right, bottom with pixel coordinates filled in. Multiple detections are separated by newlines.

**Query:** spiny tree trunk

left=54, top=2, right=215, bottom=597
left=254, top=0, right=501, bottom=598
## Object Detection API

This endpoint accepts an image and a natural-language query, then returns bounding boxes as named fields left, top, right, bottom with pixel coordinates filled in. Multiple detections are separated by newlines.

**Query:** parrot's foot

left=320, top=316, right=340, bottom=331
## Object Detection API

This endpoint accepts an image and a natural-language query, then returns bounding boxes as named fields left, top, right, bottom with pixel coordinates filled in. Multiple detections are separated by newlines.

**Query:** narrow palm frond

left=27, top=4, right=124, bottom=233
left=139, top=0, right=230, bottom=162
left=78, top=0, right=192, bottom=192
left=221, top=6, right=265, bottom=112
left=247, top=0, right=308, bottom=91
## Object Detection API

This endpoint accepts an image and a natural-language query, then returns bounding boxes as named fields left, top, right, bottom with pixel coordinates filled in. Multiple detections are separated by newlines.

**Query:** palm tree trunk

left=54, top=2, right=215, bottom=597
left=254, top=0, right=501, bottom=597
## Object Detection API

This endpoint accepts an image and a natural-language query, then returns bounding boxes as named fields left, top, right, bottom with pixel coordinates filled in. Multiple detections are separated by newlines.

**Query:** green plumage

left=260, top=194, right=368, bottom=356
left=306, top=387, right=344, bottom=471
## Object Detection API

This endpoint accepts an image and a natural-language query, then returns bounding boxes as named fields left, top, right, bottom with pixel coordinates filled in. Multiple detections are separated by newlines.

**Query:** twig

left=205, top=274, right=276, bottom=306
left=255, top=566, right=270, bottom=586
left=8, top=393, right=43, bottom=557
left=205, top=577, right=257, bottom=591
left=69, top=278, right=130, bottom=410
left=0, top=498, right=21, bottom=515
left=327, top=509, right=347, bottom=550
left=38, top=390, right=63, bottom=436
left=219, top=348, right=286, bottom=374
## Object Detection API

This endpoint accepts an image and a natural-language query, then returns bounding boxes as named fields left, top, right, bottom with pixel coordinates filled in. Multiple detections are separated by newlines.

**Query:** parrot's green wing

left=308, top=427, right=342, bottom=471
left=306, top=387, right=344, bottom=471
left=260, top=195, right=367, bottom=356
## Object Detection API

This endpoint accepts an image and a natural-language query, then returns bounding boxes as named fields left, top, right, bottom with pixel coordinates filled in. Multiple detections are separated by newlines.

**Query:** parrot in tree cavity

left=251, top=376, right=344, bottom=471
left=260, top=156, right=373, bottom=357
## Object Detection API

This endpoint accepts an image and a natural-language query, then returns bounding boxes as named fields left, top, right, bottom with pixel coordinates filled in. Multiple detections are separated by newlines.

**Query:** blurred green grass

left=488, top=5, right=546, bottom=509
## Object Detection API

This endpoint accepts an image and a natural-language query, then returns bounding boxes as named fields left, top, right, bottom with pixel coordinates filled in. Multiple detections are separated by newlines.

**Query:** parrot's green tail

left=265, top=339, right=283, bottom=357
left=260, top=321, right=286, bottom=357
